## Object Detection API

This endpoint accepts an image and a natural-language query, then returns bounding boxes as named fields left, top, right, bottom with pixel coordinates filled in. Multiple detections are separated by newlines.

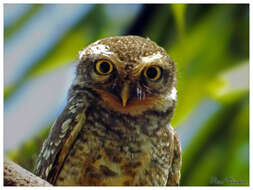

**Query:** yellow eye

left=95, top=60, right=113, bottom=75
left=144, top=66, right=162, bottom=81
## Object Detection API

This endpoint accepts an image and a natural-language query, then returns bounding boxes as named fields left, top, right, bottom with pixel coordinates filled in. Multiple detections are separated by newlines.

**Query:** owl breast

left=55, top=104, right=176, bottom=186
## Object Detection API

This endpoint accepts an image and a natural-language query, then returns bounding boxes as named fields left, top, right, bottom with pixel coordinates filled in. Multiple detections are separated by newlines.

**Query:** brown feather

left=94, top=88, right=164, bottom=115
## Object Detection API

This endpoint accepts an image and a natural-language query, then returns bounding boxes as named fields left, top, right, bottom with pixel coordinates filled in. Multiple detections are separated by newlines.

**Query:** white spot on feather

left=43, top=149, right=50, bottom=160
left=43, top=149, right=47, bottom=157
left=59, top=133, right=65, bottom=138
left=70, top=108, right=77, bottom=114
left=69, top=105, right=75, bottom=110
left=45, top=164, right=52, bottom=177
left=36, top=159, right=41, bottom=169
left=61, top=119, right=72, bottom=133
left=55, top=140, right=61, bottom=146
left=41, top=141, right=47, bottom=152
left=68, top=96, right=74, bottom=103
left=51, top=149, right=55, bottom=155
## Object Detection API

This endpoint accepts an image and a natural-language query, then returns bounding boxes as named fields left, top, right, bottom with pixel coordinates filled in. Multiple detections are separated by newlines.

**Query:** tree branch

left=4, top=158, right=52, bottom=186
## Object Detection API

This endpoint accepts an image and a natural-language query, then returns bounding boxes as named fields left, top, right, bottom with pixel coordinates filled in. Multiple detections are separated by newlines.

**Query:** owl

left=34, top=35, right=182, bottom=186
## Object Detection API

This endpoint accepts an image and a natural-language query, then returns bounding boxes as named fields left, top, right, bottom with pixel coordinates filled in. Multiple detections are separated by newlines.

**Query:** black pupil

left=99, top=62, right=110, bottom=73
left=147, top=67, right=158, bottom=79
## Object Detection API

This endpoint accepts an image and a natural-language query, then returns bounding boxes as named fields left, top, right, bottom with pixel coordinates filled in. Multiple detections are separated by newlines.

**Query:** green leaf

left=171, top=4, right=186, bottom=38
left=6, top=126, right=50, bottom=172
left=4, top=5, right=43, bottom=40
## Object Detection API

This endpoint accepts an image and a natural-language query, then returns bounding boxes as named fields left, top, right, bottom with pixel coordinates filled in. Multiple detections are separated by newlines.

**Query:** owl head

left=74, top=35, right=176, bottom=115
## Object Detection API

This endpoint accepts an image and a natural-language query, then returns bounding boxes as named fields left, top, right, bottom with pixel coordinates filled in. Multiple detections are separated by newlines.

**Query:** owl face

left=75, top=36, right=176, bottom=115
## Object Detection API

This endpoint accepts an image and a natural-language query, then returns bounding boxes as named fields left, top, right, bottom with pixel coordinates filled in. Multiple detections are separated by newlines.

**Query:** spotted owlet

left=34, top=35, right=182, bottom=186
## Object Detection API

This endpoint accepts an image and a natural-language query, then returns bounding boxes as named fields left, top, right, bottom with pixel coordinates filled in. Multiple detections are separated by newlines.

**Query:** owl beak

left=121, top=83, right=129, bottom=107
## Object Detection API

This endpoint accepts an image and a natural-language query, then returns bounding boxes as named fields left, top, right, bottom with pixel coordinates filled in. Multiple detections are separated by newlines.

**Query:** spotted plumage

left=34, top=35, right=182, bottom=186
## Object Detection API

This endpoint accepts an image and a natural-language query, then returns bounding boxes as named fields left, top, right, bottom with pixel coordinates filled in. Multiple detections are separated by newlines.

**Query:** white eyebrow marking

left=78, top=50, right=85, bottom=60
left=141, top=52, right=163, bottom=63
left=78, top=44, right=112, bottom=60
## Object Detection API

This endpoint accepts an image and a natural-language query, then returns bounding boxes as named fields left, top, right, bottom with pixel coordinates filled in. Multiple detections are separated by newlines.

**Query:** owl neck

left=68, top=84, right=175, bottom=137
left=89, top=97, right=175, bottom=137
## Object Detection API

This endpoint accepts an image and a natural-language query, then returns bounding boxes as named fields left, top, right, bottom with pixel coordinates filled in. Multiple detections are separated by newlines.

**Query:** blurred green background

left=4, top=4, right=249, bottom=186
